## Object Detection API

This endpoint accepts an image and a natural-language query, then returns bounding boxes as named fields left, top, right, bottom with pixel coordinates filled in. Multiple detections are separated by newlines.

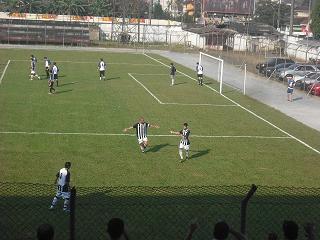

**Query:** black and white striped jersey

left=56, top=168, right=70, bottom=192
left=179, top=129, right=190, bottom=145
left=133, top=122, right=150, bottom=139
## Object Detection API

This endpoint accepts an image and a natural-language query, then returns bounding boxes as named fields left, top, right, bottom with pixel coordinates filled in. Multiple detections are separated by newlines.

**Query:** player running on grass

left=170, top=122, right=191, bottom=162
left=123, top=117, right=160, bottom=153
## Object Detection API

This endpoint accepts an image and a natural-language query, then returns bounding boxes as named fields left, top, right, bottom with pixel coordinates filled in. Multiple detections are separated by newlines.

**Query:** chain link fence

left=1, top=182, right=320, bottom=240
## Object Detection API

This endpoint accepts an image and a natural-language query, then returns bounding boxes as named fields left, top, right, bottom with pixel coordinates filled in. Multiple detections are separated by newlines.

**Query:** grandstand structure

left=0, top=18, right=91, bottom=46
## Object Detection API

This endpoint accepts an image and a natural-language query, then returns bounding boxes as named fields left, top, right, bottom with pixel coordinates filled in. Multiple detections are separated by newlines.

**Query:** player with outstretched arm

left=170, top=123, right=191, bottom=162
left=123, top=117, right=160, bottom=153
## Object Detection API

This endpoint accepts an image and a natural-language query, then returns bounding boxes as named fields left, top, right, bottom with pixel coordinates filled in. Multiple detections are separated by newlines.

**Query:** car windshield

left=275, top=63, right=285, bottom=69
left=310, top=73, right=320, bottom=79
left=287, top=64, right=298, bottom=70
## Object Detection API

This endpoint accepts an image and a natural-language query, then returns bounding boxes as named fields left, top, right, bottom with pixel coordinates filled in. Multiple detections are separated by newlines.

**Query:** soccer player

left=123, top=117, right=160, bottom=153
left=44, top=57, right=51, bottom=79
left=98, top=58, right=106, bottom=80
left=170, top=63, right=177, bottom=86
left=29, top=54, right=41, bottom=80
left=287, top=74, right=295, bottom=102
left=49, top=162, right=71, bottom=212
left=170, top=123, right=191, bottom=162
left=48, top=67, right=55, bottom=94
left=52, top=62, right=59, bottom=87
left=196, top=62, right=204, bottom=86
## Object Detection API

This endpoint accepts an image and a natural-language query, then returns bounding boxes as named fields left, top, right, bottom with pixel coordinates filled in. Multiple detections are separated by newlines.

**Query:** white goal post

left=199, top=52, right=224, bottom=94
left=199, top=52, right=247, bottom=95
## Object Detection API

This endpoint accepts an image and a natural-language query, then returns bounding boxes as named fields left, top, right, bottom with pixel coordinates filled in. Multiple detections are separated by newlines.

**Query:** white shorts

left=138, top=137, right=148, bottom=144
left=179, top=143, right=190, bottom=150
left=55, top=190, right=70, bottom=199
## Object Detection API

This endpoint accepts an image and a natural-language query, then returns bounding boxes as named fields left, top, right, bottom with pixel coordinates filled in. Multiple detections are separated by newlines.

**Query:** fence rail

left=1, top=182, right=320, bottom=240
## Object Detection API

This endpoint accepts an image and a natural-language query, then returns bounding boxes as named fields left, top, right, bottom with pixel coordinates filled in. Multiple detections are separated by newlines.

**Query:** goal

left=199, top=52, right=247, bottom=95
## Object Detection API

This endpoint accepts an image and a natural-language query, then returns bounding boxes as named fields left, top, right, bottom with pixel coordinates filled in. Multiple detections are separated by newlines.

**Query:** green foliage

left=311, top=0, right=320, bottom=39
left=254, top=0, right=291, bottom=27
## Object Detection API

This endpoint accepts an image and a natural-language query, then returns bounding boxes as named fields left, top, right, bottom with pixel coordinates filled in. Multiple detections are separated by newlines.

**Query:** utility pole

left=289, top=0, right=295, bottom=35
left=148, top=0, right=153, bottom=25
left=277, top=0, right=281, bottom=30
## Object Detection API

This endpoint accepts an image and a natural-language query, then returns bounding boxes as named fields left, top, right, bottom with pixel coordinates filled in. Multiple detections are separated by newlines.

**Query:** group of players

left=42, top=56, right=202, bottom=212
left=29, top=55, right=59, bottom=94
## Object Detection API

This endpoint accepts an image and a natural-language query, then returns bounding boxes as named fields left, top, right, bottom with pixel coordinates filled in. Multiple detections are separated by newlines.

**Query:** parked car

left=264, top=62, right=295, bottom=77
left=256, top=58, right=295, bottom=74
left=294, top=73, right=320, bottom=89
left=279, top=64, right=320, bottom=80
left=307, top=82, right=320, bottom=96
left=274, top=63, right=299, bottom=79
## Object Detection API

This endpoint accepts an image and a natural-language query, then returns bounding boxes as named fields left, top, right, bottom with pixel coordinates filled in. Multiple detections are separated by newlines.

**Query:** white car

left=279, top=65, right=320, bottom=80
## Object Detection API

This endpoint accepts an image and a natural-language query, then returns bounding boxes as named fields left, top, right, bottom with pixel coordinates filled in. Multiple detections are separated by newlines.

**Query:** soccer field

left=1, top=48, right=320, bottom=240
left=0, top=48, right=320, bottom=188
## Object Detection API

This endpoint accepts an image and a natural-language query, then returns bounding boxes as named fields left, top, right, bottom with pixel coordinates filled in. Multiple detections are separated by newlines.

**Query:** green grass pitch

left=0, top=48, right=320, bottom=187
left=1, top=48, right=320, bottom=239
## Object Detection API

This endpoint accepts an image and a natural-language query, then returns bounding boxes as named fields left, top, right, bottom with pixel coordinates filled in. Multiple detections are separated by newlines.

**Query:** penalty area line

left=143, top=53, right=320, bottom=155
left=0, top=60, right=11, bottom=85
left=0, top=131, right=290, bottom=139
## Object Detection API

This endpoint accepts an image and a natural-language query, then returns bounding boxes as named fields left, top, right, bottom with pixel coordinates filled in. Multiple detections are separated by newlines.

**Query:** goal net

left=199, top=52, right=246, bottom=95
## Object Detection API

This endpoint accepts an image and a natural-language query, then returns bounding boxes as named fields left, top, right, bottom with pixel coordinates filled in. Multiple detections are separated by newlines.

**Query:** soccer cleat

left=49, top=205, right=54, bottom=211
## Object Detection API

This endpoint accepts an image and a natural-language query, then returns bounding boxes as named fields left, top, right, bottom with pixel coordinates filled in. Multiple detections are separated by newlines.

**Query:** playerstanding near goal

left=170, top=63, right=177, bottom=86
left=49, top=162, right=71, bottom=212
left=98, top=58, right=106, bottom=81
left=196, top=62, right=204, bottom=86
left=123, top=117, right=160, bottom=153
left=170, top=123, right=191, bottom=162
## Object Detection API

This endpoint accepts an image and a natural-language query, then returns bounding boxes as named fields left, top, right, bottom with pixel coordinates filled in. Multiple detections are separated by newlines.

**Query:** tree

left=254, top=0, right=291, bottom=27
left=310, top=0, right=320, bottom=39
left=153, top=1, right=164, bottom=19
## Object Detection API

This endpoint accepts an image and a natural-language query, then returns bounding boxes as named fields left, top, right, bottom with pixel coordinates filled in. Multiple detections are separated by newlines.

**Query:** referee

left=123, top=117, right=160, bottom=153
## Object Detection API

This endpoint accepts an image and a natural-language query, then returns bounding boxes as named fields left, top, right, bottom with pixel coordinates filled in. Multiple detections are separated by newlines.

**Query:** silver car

left=279, top=65, right=320, bottom=80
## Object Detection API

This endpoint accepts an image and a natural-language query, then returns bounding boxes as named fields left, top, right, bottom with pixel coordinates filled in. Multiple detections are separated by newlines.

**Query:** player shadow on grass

left=174, top=82, right=187, bottom=85
left=55, top=89, right=73, bottom=94
left=59, top=81, right=78, bottom=87
left=147, top=143, right=170, bottom=153
left=190, top=149, right=210, bottom=160
left=106, top=76, right=120, bottom=81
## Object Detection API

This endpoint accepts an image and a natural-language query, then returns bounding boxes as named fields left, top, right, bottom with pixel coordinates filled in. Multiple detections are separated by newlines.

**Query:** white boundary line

left=128, top=73, right=237, bottom=107
left=143, top=53, right=320, bottom=154
left=0, top=60, right=11, bottom=85
left=10, top=59, right=160, bottom=66
left=0, top=131, right=290, bottom=139
left=128, top=73, right=163, bottom=104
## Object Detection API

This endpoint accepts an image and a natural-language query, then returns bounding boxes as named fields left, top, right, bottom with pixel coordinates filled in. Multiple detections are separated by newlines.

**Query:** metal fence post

left=240, top=184, right=257, bottom=235
left=70, top=187, right=76, bottom=240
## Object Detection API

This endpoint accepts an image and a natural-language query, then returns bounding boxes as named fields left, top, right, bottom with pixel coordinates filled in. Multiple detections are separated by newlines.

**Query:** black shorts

left=99, top=70, right=105, bottom=77
left=197, top=74, right=203, bottom=78
left=53, top=74, right=58, bottom=80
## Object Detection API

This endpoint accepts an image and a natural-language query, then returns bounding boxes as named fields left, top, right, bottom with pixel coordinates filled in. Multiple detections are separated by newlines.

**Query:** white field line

left=10, top=59, right=160, bottom=66
left=0, top=131, right=290, bottom=139
left=143, top=53, right=320, bottom=155
left=0, top=60, right=11, bottom=85
left=163, top=102, right=237, bottom=107
left=128, top=73, right=163, bottom=104
left=128, top=73, right=237, bottom=107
